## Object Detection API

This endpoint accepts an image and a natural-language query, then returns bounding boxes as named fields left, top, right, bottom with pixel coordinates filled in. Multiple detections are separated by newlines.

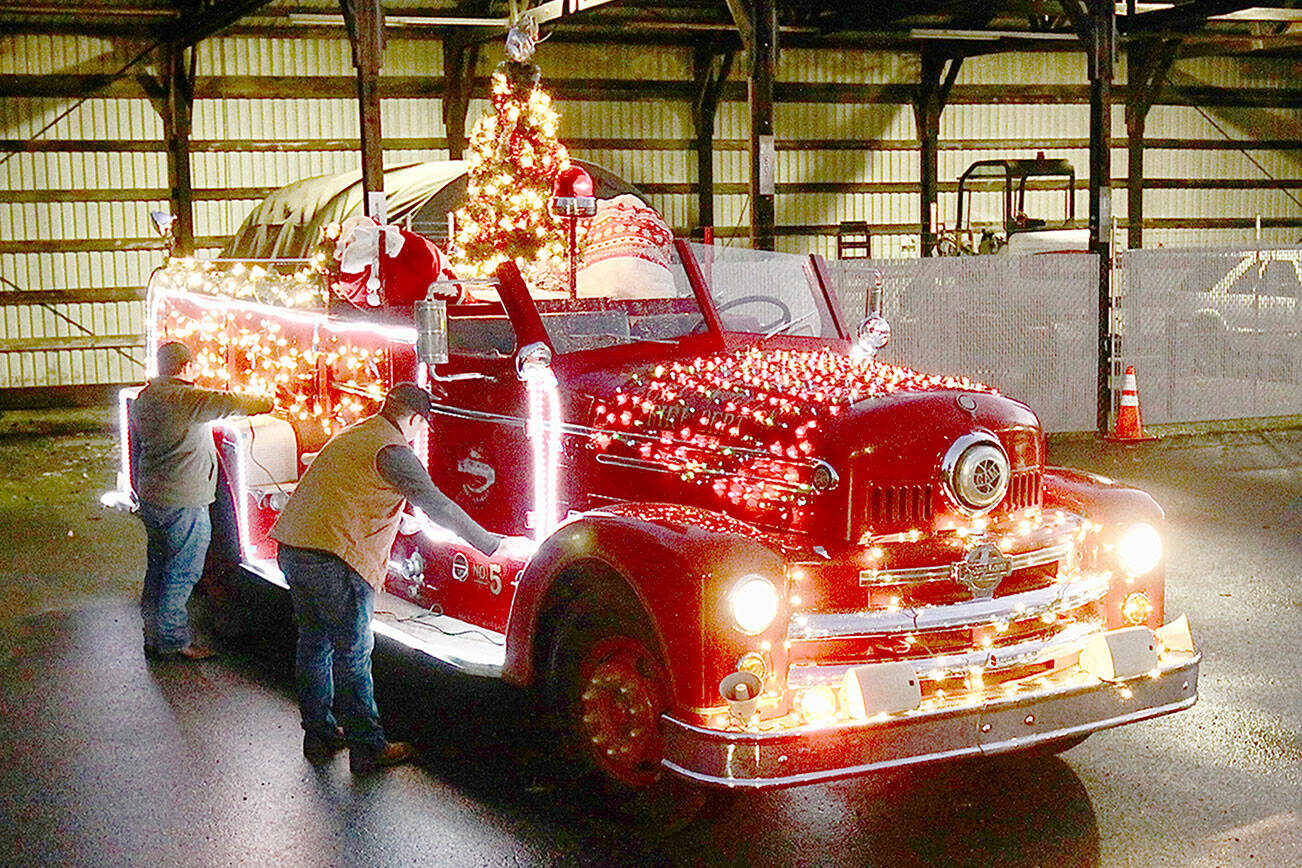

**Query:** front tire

left=543, top=598, right=670, bottom=794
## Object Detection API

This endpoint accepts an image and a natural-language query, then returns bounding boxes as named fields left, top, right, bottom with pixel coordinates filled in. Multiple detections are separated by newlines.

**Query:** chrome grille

left=858, top=540, right=1071, bottom=587
left=793, top=569, right=1107, bottom=640
left=868, top=483, right=933, bottom=528
left=1005, top=469, right=1041, bottom=511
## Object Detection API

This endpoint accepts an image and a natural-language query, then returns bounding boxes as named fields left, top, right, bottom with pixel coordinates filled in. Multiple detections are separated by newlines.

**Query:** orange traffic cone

left=1106, top=366, right=1158, bottom=442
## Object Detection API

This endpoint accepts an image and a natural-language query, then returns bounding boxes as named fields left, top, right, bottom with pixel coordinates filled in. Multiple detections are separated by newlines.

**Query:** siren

left=719, top=671, right=763, bottom=723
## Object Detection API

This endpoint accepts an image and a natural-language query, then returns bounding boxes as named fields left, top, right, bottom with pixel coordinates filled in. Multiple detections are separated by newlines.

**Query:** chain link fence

left=823, top=254, right=1100, bottom=433
left=1115, top=246, right=1302, bottom=425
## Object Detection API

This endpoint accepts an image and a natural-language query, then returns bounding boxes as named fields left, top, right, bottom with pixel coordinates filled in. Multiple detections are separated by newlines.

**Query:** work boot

left=349, top=741, right=417, bottom=774
left=303, top=727, right=348, bottom=763
left=154, top=644, right=214, bottom=661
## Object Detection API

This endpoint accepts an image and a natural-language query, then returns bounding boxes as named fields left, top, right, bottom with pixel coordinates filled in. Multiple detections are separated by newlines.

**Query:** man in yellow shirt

left=271, top=383, right=502, bottom=772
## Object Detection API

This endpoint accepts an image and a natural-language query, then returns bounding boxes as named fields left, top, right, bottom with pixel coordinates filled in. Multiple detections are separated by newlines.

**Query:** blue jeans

left=139, top=501, right=211, bottom=653
left=277, top=545, right=386, bottom=751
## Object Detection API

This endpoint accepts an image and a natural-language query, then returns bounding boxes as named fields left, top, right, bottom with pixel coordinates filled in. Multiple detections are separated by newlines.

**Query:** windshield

left=531, top=242, right=707, bottom=353
left=453, top=240, right=843, bottom=356
left=681, top=241, right=841, bottom=339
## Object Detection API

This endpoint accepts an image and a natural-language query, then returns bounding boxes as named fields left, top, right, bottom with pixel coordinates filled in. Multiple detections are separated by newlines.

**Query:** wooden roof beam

left=159, top=0, right=278, bottom=48
left=1119, top=0, right=1260, bottom=34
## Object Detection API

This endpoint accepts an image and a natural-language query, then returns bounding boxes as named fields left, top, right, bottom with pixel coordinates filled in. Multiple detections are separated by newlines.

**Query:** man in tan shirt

left=271, top=383, right=503, bottom=772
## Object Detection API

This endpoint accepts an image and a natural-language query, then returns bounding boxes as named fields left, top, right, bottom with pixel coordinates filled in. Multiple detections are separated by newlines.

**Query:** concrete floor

left=0, top=425, right=1298, bottom=867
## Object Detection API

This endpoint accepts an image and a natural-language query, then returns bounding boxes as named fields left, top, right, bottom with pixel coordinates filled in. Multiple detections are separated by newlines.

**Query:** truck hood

left=583, top=346, right=1042, bottom=537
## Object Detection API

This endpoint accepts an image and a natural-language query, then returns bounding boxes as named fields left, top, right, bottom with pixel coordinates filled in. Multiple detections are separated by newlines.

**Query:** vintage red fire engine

left=105, top=236, right=1199, bottom=793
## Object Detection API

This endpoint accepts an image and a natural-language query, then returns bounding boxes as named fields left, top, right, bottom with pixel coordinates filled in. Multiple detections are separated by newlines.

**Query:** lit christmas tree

left=452, top=19, right=571, bottom=282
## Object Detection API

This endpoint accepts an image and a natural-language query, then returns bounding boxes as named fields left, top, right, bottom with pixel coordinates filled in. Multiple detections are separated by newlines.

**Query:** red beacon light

left=551, top=166, right=596, bottom=297
left=550, top=165, right=597, bottom=218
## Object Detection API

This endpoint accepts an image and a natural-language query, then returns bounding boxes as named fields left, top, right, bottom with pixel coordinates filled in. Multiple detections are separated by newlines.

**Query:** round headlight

left=942, top=434, right=1010, bottom=512
left=731, top=575, right=780, bottom=635
left=1117, top=523, right=1162, bottom=576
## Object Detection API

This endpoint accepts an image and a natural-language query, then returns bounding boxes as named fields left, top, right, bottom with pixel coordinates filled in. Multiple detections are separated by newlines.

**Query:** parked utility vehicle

left=940, top=154, right=1088, bottom=256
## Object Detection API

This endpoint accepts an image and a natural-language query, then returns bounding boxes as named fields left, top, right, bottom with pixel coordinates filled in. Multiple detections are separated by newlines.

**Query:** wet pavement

left=0, top=426, right=1299, bottom=867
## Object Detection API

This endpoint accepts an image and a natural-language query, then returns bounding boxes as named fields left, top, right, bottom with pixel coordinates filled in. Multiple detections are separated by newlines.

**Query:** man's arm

left=376, top=444, right=503, bottom=556
left=185, top=386, right=274, bottom=424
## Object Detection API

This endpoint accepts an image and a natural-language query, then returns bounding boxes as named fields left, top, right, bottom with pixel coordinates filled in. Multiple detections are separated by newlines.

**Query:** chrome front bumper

left=661, top=652, right=1199, bottom=789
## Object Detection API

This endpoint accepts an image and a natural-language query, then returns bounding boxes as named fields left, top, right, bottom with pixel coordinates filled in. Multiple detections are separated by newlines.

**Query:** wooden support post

left=1125, top=39, right=1178, bottom=251
left=1125, top=103, right=1146, bottom=252
left=343, top=0, right=386, bottom=220
left=692, top=47, right=733, bottom=240
left=748, top=0, right=776, bottom=250
left=442, top=31, right=478, bottom=160
left=912, top=50, right=960, bottom=257
left=162, top=43, right=194, bottom=255
left=1088, top=0, right=1115, bottom=435
left=914, top=92, right=939, bottom=256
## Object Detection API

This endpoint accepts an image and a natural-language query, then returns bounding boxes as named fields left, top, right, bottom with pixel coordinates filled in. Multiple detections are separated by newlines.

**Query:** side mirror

left=415, top=297, right=449, bottom=366
left=149, top=210, right=177, bottom=238
left=854, top=314, right=891, bottom=361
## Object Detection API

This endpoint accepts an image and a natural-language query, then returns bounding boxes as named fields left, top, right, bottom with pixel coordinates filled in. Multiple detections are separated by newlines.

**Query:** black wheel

left=544, top=598, right=670, bottom=794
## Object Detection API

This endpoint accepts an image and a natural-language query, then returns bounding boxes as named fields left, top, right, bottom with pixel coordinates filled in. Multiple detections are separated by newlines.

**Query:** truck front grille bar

left=789, top=569, right=1109, bottom=639
left=858, top=540, right=1072, bottom=585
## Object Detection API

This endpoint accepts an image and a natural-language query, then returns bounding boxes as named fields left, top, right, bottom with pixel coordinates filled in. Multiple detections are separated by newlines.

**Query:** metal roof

left=2, top=1, right=1300, bottom=56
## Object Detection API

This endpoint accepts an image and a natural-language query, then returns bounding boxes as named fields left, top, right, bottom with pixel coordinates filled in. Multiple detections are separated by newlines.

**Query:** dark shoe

left=303, top=727, right=347, bottom=763
left=156, top=644, right=215, bottom=661
left=350, top=741, right=417, bottom=773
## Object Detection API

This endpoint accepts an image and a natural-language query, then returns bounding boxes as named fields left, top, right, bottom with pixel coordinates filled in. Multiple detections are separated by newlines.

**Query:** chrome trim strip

left=429, top=402, right=592, bottom=438
left=858, top=540, right=1071, bottom=586
left=595, top=452, right=811, bottom=493
left=430, top=403, right=839, bottom=485
left=860, top=564, right=951, bottom=584
left=793, top=570, right=1110, bottom=638
left=661, top=692, right=1199, bottom=790
left=788, top=620, right=1103, bottom=686
left=1009, top=541, right=1072, bottom=571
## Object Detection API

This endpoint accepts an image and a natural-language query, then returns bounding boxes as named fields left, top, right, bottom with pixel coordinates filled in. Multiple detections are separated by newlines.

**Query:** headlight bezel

left=941, top=433, right=1011, bottom=514
left=729, top=574, right=781, bottom=635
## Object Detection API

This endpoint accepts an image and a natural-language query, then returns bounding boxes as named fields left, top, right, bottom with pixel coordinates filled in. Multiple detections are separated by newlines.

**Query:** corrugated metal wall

left=2, top=24, right=1300, bottom=394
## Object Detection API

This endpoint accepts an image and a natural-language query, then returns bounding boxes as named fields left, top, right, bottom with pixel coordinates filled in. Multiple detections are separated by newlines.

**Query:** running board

left=241, top=559, right=506, bottom=678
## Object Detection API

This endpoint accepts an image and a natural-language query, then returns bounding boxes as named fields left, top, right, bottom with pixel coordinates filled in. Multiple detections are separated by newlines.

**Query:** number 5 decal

left=489, top=562, right=502, bottom=595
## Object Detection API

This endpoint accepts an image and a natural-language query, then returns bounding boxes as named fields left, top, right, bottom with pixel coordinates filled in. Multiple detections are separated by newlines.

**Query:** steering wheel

left=706, top=295, right=794, bottom=335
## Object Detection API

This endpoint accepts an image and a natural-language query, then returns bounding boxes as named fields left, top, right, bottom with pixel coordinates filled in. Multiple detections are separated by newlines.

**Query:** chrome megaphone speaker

left=719, top=670, right=763, bottom=723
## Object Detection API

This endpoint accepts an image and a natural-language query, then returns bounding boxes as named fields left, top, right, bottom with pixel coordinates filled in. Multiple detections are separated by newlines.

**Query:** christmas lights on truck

left=103, top=229, right=1199, bottom=796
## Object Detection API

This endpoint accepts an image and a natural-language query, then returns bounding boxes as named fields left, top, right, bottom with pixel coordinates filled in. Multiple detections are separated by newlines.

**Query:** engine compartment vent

left=869, top=484, right=934, bottom=528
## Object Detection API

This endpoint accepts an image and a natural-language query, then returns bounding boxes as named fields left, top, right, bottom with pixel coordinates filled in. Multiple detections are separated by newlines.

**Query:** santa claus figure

left=332, top=215, right=462, bottom=310
left=576, top=195, right=677, bottom=299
